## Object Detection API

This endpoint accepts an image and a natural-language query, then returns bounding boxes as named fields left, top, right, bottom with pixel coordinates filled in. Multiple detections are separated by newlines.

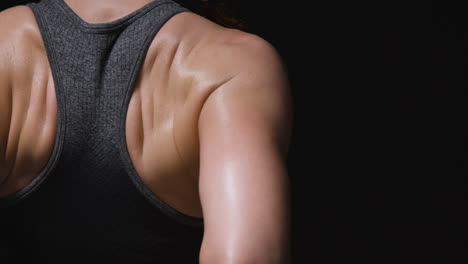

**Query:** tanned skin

left=0, top=0, right=293, bottom=263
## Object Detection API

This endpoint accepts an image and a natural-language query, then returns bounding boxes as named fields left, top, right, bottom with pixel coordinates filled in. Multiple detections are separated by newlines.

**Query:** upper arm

left=198, top=36, right=293, bottom=263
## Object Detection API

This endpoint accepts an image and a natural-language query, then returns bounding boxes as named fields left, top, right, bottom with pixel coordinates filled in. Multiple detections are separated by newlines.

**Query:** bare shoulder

left=173, top=12, right=293, bottom=153
left=0, top=5, right=44, bottom=72
left=0, top=4, right=45, bottom=102
left=209, top=28, right=288, bottom=82
left=0, top=5, right=39, bottom=41
left=161, top=11, right=289, bottom=88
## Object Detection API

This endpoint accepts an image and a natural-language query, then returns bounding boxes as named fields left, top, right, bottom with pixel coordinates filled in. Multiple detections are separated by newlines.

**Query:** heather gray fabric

left=0, top=0, right=204, bottom=262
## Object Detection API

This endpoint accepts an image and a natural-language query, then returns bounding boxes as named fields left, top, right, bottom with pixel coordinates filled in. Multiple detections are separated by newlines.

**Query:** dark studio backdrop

left=1, top=0, right=465, bottom=262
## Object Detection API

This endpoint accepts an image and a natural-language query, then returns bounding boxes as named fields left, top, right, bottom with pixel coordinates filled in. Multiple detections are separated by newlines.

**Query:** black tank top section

left=0, top=0, right=204, bottom=263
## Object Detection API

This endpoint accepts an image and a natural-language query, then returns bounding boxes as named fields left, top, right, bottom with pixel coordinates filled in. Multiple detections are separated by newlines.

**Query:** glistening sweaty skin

left=0, top=0, right=293, bottom=263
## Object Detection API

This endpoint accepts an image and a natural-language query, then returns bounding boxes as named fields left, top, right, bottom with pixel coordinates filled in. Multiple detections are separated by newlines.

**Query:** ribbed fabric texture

left=0, top=0, right=204, bottom=263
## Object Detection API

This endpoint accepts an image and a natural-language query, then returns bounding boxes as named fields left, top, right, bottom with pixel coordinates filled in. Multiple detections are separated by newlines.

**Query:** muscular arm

left=198, top=36, right=293, bottom=264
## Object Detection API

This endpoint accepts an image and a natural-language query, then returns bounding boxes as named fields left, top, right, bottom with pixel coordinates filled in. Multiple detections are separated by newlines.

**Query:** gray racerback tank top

left=0, top=0, right=204, bottom=263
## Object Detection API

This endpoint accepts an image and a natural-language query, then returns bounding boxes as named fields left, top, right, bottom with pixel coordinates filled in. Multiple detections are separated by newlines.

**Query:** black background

left=1, top=0, right=465, bottom=262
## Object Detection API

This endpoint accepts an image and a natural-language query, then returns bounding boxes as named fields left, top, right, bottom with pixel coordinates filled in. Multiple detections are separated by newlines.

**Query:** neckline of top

left=51, top=0, right=173, bottom=33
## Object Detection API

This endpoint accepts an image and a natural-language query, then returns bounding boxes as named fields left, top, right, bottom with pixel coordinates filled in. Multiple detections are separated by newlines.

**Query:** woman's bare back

left=0, top=0, right=292, bottom=262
